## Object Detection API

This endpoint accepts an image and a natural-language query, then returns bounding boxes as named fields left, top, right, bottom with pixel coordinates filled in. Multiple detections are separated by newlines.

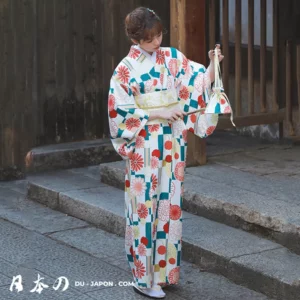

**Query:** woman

left=108, top=7, right=223, bottom=299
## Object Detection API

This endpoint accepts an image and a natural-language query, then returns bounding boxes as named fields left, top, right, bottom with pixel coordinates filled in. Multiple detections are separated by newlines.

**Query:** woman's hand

left=208, top=44, right=224, bottom=63
left=160, top=108, right=186, bottom=122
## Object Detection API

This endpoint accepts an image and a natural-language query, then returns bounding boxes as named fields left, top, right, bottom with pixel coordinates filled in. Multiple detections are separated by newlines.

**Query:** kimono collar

left=128, top=45, right=158, bottom=64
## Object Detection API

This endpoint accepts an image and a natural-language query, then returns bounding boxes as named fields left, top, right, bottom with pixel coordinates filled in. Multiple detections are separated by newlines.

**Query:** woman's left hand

left=208, top=44, right=224, bottom=62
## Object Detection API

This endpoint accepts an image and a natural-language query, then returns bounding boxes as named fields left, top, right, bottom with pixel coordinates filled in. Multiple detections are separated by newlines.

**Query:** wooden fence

left=0, top=0, right=170, bottom=179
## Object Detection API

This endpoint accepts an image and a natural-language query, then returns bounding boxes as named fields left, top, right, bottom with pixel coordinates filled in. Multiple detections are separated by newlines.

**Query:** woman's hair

left=125, top=7, right=166, bottom=42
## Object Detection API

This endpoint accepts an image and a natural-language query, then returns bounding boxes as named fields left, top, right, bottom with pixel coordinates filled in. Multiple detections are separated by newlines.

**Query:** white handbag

left=204, top=46, right=235, bottom=127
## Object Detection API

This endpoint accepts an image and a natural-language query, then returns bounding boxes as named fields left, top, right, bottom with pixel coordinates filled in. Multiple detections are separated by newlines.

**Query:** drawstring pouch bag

left=205, top=46, right=235, bottom=127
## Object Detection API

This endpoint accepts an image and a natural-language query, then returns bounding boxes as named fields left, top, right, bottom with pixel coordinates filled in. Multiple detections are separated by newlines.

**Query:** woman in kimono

left=108, top=7, right=223, bottom=299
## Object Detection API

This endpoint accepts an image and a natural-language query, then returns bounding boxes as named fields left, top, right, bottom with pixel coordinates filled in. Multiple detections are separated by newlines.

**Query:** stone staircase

left=26, top=160, right=300, bottom=300
left=25, top=133, right=300, bottom=300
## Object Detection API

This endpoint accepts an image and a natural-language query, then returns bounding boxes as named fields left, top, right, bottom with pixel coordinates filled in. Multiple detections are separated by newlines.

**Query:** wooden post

left=170, top=0, right=207, bottom=167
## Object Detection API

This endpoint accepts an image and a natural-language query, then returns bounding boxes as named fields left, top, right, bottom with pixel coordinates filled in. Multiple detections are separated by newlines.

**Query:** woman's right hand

left=160, top=109, right=186, bottom=122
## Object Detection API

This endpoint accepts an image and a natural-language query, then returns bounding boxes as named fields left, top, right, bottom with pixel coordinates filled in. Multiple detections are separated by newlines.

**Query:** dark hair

left=125, top=7, right=166, bottom=42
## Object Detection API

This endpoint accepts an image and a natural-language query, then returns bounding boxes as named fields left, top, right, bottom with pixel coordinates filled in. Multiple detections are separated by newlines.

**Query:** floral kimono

left=108, top=45, right=218, bottom=288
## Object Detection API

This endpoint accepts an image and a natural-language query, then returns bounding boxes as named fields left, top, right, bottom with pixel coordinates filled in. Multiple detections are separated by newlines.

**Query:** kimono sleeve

left=108, top=66, right=149, bottom=160
left=173, top=48, right=219, bottom=138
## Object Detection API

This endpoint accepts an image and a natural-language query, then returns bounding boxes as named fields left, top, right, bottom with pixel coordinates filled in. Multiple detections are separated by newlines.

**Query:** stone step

left=25, top=139, right=121, bottom=173
left=26, top=167, right=300, bottom=300
left=99, top=161, right=300, bottom=255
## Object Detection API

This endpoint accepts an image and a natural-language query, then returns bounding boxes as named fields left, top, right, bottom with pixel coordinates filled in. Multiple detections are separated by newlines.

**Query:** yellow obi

left=134, top=89, right=180, bottom=125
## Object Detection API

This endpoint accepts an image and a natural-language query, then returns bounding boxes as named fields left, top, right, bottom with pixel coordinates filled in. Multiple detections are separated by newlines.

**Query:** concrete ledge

left=26, top=139, right=121, bottom=173
left=99, top=161, right=300, bottom=255
left=27, top=169, right=300, bottom=300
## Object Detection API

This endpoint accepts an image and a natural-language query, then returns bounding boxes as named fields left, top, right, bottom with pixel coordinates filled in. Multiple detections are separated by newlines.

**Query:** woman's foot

left=133, top=283, right=166, bottom=298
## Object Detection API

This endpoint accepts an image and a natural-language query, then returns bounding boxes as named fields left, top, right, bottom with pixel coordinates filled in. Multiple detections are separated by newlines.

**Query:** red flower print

left=156, top=49, right=165, bottom=65
left=151, top=156, right=159, bottom=169
left=141, top=236, right=148, bottom=246
left=175, top=162, right=185, bottom=182
left=169, top=258, right=176, bottom=264
left=126, top=118, right=141, bottom=131
left=118, top=143, right=127, bottom=157
left=168, top=267, right=180, bottom=284
left=198, top=95, right=206, bottom=108
left=139, top=129, right=147, bottom=137
left=117, top=65, right=130, bottom=84
left=109, top=110, right=117, bottom=118
left=179, top=86, right=189, bottom=100
left=194, top=73, right=204, bottom=94
left=168, top=59, right=179, bottom=78
left=165, top=155, right=172, bottom=163
left=159, top=260, right=166, bottom=268
left=129, top=48, right=141, bottom=59
left=152, top=149, right=160, bottom=158
left=158, top=245, right=166, bottom=255
left=206, top=126, right=216, bottom=136
left=189, top=127, right=194, bottom=134
left=220, top=98, right=226, bottom=105
left=182, top=56, right=189, bottom=73
left=138, top=243, right=147, bottom=256
left=151, top=174, right=158, bottom=191
left=190, top=114, right=196, bottom=123
left=165, top=50, right=170, bottom=57
left=164, top=140, right=172, bottom=150
left=163, top=222, right=169, bottom=233
left=148, top=124, right=160, bottom=132
left=174, top=153, right=179, bottom=159
left=125, top=180, right=130, bottom=188
left=158, top=200, right=170, bottom=222
left=108, top=95, right=115, bottom=111
left=135, top=260, right=146, bottom=279
left=137, top=203, right=148, bottom=219
left=130, top=153, right=144, bottom=172
left=224, top=106, right=231, bottom=113
left=135, top=136, right=145, bottom=149
left=160, top=73, right=164, bottom=85
left=170, top=205, right=181, bottom=220
left=120, top=84, right=128, bottom=94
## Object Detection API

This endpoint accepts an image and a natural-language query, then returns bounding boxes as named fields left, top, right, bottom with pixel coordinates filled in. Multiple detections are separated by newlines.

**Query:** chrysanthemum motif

left=151, top=156, right=159, bottom=169
left=224, top=106, right=231, bottom=113
left=206, top=126, right=216, bottom=136
left=135, top=259, right=146, bottom=279
left=130, top=153, right=144, bottom=172
left=182, top=129, right=188, bottom=143
left=108, top=94, right=115, bottom=111
left=179, top=86, right=189, bottom=100
left=126, top=118, right=141, bottom=131
left=156, top=49, right=165, bottom=65
left=169, top=220, right=182, bottom=242
left=117, top=65, right=130, bottom=84
left=151, top=174, right=158, bottom=191
left=131, top=177, right=146, bottom=197
left=168, top=267, right=180, bottom=284
left=135, top=136, right=145, bottom=149
left=168, top=59, right=179, bottom=78
left=125, top=225, right=133, bottom=246
left=158, top=200, right=170, bottom=222
left=170, top=181, right=176, bottom=199
left=148, top=124, right=160, bottom=132
left=175, top=162, right=185, bottom=182
left=109, top=120, right=118, bottom=137
left=194, top=72, right=204, bottom=94
left=137, top=203, right=148, bottom=219
left=138, top=243, right=147, bottom=256
left=129, top=48, right=141, bottom=59
left=182, top=56, right=192, bottom=77
left=167, top=76, right=173, bottom=89
left=170, top=205, right=181, bottom=220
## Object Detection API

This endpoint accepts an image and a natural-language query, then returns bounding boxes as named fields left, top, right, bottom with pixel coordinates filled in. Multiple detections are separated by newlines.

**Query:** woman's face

left=134, top=32, right=163, bottom=54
